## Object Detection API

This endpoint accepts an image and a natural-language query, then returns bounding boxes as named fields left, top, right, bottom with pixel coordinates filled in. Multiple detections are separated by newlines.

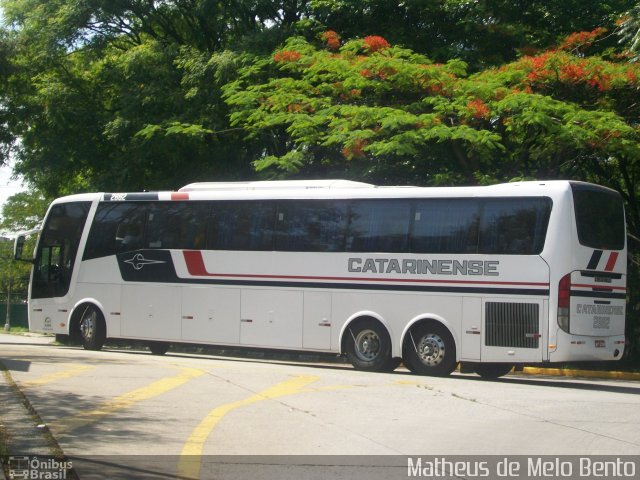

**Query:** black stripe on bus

left=103, top=193, right=160, bottom=201
left=586, top=250, right=603, bottom=270
left=570, top=290, right=626, bottom=300
left=579, top=270, right=622, bottom=279
left=137, top=276, right=550, bottom=296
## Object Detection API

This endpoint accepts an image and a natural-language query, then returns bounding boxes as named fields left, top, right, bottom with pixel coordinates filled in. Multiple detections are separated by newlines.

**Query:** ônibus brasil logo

left=6, top=456, right=72, bottom=480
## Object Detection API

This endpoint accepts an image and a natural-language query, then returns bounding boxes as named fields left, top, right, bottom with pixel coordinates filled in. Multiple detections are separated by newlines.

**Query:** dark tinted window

left=33, top=202, right=91, bottom=298
left=572, top=184, right=625, bottom=250
left=479, top=198, right=551, bottom=254
left=84, top=202, right=147, bottom=260
left=275, top=201, right=348, bottom=251
left=207, top=202, right=275, bottom=250
left=84, top=196, right=553, bottom=257
left=146, top=202, right=208, bottom=250
left=347, top=200, right=411, bottom=252
left=412, top=199, right=479, bottom=253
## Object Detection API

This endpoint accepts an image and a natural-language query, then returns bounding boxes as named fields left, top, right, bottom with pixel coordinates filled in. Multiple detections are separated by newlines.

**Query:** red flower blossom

left=322, top=30, right=341, bottom=51
left=359, top=68, right=374, bottom=79
left=342, top=138, right=369, bottom=159
left=559, top=28, right=607, bottom=52
left=363, top=35, right=390, bottom=53
left=560, top=63, right=587, bottom=82
left=273, top=50, right=301, bottom=63
left=467, top=99, right=490, bottom=120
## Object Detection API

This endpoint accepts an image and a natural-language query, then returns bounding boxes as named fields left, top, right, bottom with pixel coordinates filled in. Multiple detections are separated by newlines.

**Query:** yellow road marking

left=21, top=364, right=95, bottom=388
left=52, top=366, right=205, bottom=434
left=522, top=367, right=640, bottom=381
left=177, top=375, right=319, bottom=479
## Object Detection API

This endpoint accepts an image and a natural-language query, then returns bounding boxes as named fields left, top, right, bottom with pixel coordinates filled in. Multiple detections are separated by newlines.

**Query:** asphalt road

left=1, top=333, right=640, bottom=479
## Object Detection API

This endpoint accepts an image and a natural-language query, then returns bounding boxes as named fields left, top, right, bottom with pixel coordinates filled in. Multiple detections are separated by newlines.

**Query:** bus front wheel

left=345, top=319, right=392, bottom=372
left=403, top=323, right=457, bottom=377
left=79, top=306, right=106, bottom=351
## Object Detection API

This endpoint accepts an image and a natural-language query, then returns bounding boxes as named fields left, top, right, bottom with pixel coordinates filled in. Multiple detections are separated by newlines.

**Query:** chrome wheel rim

left=80, top=311, right=96, bottom=340
left=354, top=329, right=381, bottom=362
left=417, top=333, right=445, bottom=366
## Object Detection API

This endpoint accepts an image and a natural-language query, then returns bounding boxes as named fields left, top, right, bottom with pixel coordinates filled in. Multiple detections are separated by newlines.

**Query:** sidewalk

left=0, top=366, right=63, bottom=479
left=0, top=333, right=65, bottom=479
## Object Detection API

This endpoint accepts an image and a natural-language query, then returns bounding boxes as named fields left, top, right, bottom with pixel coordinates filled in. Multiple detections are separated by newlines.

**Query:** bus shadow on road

left=0, top=358, right=32, bottom=372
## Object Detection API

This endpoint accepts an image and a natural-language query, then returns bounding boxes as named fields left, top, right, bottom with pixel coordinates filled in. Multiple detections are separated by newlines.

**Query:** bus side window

left=116, top=208, right=146, bottom=253
left=479, top=198, right=551, bottom=255
left=347, top=200, right=411, bottom=253
left=207, top=202, right=276, bottom=251
left=275, top=201, right=348, bottom=252
left=145, top=202, right=209, bottom=250
left=84, top=203, right=148, bottom=260
left=411, top=199, right=480, bottom=254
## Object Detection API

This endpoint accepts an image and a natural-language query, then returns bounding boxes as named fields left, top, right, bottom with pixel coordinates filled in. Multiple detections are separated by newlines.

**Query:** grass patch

left=8, top=326, right=29, bottom=333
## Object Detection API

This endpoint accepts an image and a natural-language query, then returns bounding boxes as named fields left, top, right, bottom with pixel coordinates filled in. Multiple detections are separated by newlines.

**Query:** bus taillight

left=558, top=273, right=571, bottom=332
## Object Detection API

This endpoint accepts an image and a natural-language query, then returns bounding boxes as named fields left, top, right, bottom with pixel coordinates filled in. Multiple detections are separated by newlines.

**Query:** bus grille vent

left=485, top=302, right=540, bottom=349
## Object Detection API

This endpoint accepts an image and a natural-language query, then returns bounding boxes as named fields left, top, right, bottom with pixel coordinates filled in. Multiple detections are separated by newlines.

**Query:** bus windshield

left=572, top=183, right=625, bottom=251
left=32, top=202, right=91, bottom=299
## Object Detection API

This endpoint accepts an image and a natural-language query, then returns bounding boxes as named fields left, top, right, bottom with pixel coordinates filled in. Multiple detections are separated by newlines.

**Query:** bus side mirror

left=14, top=235, right=26, bottom=261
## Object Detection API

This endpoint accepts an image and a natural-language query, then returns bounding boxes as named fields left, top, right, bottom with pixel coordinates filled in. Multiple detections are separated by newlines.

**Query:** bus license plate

left=595, top=340, right=605, bottom=348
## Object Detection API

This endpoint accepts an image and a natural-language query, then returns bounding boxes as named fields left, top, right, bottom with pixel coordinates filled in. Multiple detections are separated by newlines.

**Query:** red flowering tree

left=225, top=31, right=640, bottom=193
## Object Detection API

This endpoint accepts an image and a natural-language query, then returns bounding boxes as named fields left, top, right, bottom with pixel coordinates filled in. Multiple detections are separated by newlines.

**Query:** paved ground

left=1, top=333, right=639, bottom=480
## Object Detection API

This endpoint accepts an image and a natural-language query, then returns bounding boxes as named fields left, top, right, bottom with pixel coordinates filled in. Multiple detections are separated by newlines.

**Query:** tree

left=0, top=190, right=49, bottom=233
left=0, top=0, right=635, bottom=196
left=0, top=0, right=317, bottom=196
left=224, top=31, right=640, bottom=186
left=0, top=190, right=46, bottom=304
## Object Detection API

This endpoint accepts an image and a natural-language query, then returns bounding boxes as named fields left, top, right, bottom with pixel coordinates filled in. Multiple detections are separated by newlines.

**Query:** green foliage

left=225, top=34, right=640, bottom=190
left=0, top=190, right=49, bottom=233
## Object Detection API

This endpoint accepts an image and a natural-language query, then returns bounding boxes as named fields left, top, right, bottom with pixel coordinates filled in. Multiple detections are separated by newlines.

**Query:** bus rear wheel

left=473, top=363, right=513, bottom=379
left=345, top=319, right=392, bottom=372
left=79, top=306, right=106, bottom=351
left=403, top=323, right=457, bottom=377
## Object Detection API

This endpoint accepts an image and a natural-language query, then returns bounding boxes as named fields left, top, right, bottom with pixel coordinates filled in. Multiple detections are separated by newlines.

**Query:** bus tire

left=473, top=363, right=513, bottom=379
left=402, top=322, right=457, bottom=377
left=345, top=319, right=392, bottom=372
left=148, top=342, right=170, bottom=356
left=79, top=305, right=106, bottom=351
left=382, top=357, right=402, bottom=372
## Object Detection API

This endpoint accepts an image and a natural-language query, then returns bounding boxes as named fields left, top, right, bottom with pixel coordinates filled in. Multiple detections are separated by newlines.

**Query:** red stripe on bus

left=171, top=192, right=189, bottom=200
left=181, top=251, right=549, bottom=288
left=605, top=252, right=619, bottom=271
left=183, top=250, right=209, bottom=276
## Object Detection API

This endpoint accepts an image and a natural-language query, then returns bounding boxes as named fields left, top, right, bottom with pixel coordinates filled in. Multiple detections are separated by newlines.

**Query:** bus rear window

left=572, top=184, right=625, bottom=251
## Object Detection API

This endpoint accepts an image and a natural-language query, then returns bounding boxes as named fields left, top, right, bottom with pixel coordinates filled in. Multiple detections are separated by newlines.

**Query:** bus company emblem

left=124, top=253, right=167, bottom=270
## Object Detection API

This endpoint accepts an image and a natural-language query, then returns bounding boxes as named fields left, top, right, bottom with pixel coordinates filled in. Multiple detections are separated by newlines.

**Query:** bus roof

left=50, top=180, right=614, bottom=205
left=179, top=179, right=374, bottom=192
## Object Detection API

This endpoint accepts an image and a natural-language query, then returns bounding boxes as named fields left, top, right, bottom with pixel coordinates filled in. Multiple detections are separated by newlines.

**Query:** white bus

left=15, top=179, right=627, bottom=378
